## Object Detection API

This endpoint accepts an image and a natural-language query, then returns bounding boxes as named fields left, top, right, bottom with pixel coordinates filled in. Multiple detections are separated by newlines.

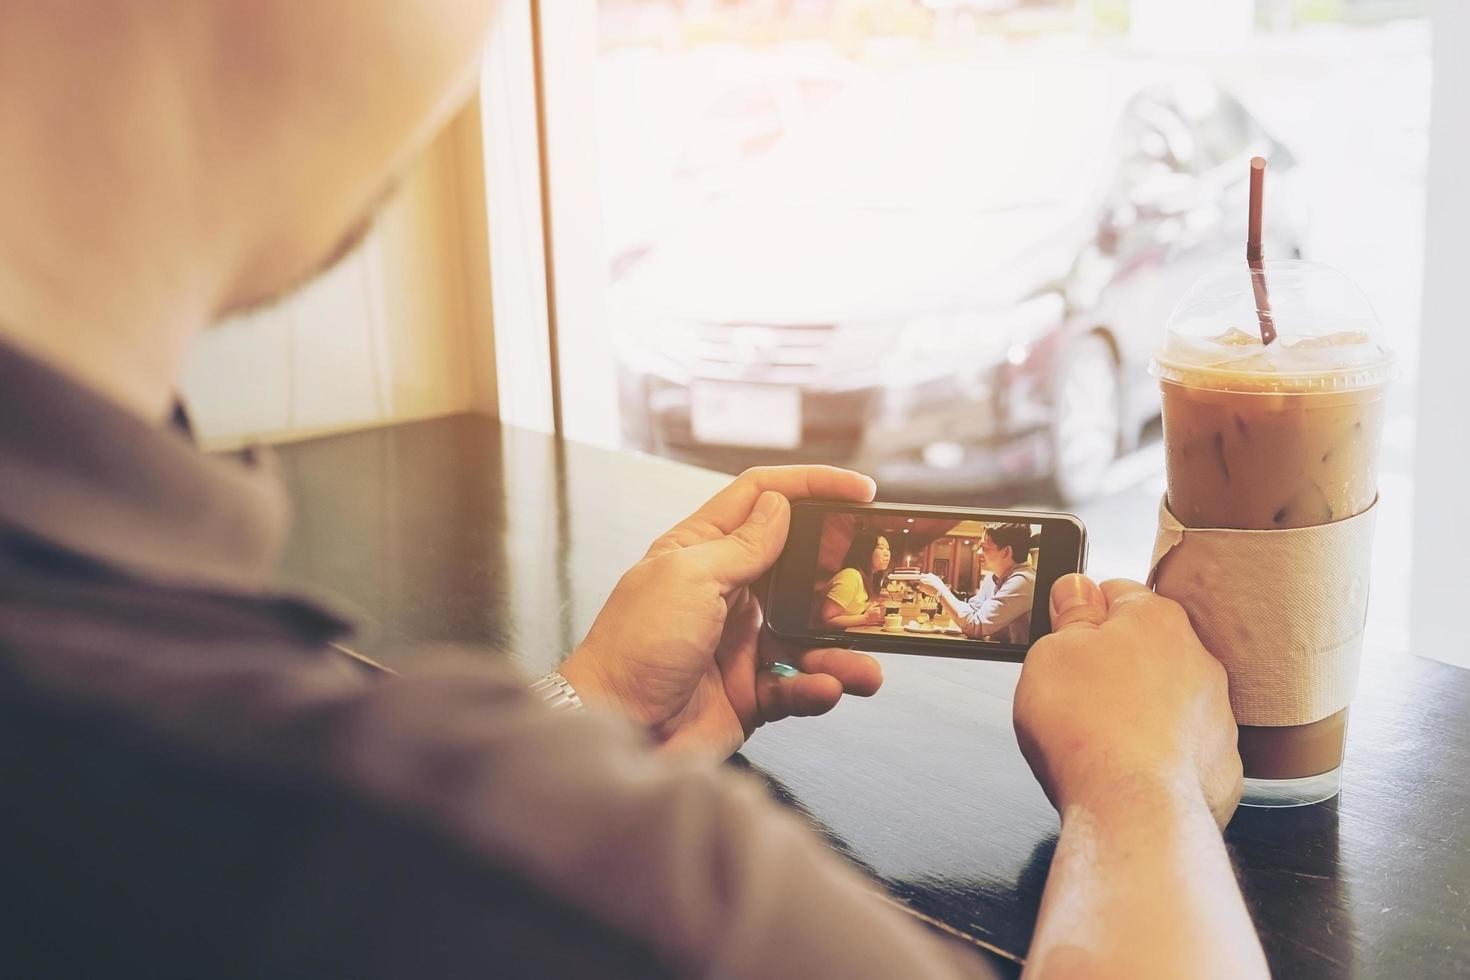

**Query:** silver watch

left=529, top=670, right=585, bottom=712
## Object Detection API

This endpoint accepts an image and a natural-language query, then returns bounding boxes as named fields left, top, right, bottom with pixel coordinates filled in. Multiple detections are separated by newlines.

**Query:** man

left=0, top=3, right=1267, bottom=977
left=918, top=524, right=1036, bottom=644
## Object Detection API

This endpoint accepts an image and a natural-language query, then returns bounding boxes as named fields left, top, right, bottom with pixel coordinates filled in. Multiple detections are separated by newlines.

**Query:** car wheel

left=1047, top=332, right=1122, bottom=506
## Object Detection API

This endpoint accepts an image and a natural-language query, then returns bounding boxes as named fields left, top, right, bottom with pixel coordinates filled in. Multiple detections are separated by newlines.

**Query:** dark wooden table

left=274, top=414, right=1470, bottom=979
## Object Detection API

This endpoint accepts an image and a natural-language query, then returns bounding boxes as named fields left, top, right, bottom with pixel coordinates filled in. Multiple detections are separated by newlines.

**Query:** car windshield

left=736, top=63, right=1133, bottom=214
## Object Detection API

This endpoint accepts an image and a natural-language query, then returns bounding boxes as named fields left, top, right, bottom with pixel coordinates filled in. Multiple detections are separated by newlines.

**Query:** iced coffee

left=1153, top=260, right=1397, bottom=800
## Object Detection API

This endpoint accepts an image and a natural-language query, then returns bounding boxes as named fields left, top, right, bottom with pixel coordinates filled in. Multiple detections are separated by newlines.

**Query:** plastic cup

left=1152, top=260, right=1397, bottom=807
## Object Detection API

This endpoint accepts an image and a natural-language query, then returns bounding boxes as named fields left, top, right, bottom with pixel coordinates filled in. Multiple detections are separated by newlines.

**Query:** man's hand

left=915, top=573, right=944, bottom=597
left=1014, top=574, right=1241, bottom=828
left=561, top=466, right=885, bottom=758
left=1016, top=574, right=1265, bottom=980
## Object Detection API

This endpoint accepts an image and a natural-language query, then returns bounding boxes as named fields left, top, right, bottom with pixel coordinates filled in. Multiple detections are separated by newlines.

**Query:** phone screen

left=766, top=502, right=1087, bottom=661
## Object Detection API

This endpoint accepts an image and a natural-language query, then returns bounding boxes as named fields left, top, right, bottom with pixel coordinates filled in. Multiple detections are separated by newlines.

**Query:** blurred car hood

left=619, top=203, right=1086, bottom=325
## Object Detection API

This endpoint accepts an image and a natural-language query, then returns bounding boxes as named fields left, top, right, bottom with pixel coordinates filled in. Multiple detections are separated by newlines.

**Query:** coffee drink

left=1154, top=262, right=1396, bottom=791
left=1160, top=374, right=1385, bottom=778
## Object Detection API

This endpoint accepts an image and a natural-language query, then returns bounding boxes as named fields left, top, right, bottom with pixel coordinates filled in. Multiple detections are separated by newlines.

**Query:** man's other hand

left=1013, top=575, right=1242, bottom=829
left=562, top=466, right=885, bottom=757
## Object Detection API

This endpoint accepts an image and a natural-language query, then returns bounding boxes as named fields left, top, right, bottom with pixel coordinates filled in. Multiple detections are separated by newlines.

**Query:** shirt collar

left=993, top=561, right=1034, bottom=589
left=0, top=336, right=290, bottom=591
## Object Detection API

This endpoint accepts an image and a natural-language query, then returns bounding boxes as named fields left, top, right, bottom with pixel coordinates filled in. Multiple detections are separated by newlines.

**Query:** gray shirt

left=957, top=564, right=1037, bottom=645
left=0, top=337, right=997, bottom=978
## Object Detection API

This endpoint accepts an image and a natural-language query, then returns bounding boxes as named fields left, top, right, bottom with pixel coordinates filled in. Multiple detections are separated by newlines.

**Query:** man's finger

left=1049, top=573, right=1108, bottom=631
left=756, top=669, right=844, bottom=723
left=1099, top=578, right=1150, bottom=606
left=787, top=647, right=884, bottom=697
left=680, top=490, right=791, bottom=590
left=680, top=466, right=876, bottom=537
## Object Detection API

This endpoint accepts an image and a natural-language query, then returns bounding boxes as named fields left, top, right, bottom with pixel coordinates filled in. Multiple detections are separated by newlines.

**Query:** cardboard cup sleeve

left=1148, top=497, right=1378, bottom=728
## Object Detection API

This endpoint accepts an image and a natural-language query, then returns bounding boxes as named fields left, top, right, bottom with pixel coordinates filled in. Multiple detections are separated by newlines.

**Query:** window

left=517, top=0, right=1431, bottom=650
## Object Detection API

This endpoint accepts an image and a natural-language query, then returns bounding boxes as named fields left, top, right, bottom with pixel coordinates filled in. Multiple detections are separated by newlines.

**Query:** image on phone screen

left=810, top=513, right=1041, bottom=646
left=767, top=501, right=1086, bottom=661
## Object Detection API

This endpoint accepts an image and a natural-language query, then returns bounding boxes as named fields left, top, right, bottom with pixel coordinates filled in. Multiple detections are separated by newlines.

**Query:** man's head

left=981, top=524, right=1033, bottom=575
left=0, top=0, right=498, bottom=416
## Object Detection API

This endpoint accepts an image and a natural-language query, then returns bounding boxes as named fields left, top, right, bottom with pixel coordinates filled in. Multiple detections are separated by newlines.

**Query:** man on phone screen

left=918, top=523, right=1037, bottom=644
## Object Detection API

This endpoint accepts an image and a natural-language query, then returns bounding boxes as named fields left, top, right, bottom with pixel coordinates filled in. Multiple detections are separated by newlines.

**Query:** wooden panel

left=183, top=100, right=493, bottom=449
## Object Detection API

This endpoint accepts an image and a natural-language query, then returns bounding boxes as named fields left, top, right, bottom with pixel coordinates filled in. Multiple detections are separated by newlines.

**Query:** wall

left=1411, top=1, right=1468, bottom=667
left=181, top=100, right=496, bottom=449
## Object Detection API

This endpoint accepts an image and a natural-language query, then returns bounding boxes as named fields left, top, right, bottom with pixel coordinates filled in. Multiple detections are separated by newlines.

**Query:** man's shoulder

left=1000, top=565, right=1037, bottom=594
left=0, top=633, right=672, bottom=978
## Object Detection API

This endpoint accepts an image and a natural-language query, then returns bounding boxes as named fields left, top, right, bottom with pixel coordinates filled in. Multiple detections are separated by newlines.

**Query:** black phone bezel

left=764, top=500, right=1088, bottom=663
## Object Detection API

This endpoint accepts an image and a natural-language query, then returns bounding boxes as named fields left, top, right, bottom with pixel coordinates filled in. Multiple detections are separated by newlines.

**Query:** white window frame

left=480, top=0, right=558, bottom=435
left=480, top=0, right=611, bottom=445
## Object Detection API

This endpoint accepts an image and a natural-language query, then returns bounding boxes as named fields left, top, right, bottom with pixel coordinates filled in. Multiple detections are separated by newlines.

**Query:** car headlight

left=612, top=315, right=689, bottom=382
left=889, top=293, right=1066, bottom=384
left=1000, top=294, right=1068, bottom=370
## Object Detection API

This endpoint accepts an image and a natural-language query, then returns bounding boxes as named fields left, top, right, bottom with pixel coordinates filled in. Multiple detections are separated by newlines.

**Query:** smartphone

left=765, top=501, right=1088, bottom=662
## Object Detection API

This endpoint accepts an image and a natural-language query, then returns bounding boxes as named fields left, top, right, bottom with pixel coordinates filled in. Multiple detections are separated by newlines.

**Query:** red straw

left=1247, top=157, right=1278, bottom=345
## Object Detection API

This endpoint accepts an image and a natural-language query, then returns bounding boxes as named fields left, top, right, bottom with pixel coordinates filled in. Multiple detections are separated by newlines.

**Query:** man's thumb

left=683, top=491, right=790, bottom=590
left=1049, top=574, right=1108, bottom=631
